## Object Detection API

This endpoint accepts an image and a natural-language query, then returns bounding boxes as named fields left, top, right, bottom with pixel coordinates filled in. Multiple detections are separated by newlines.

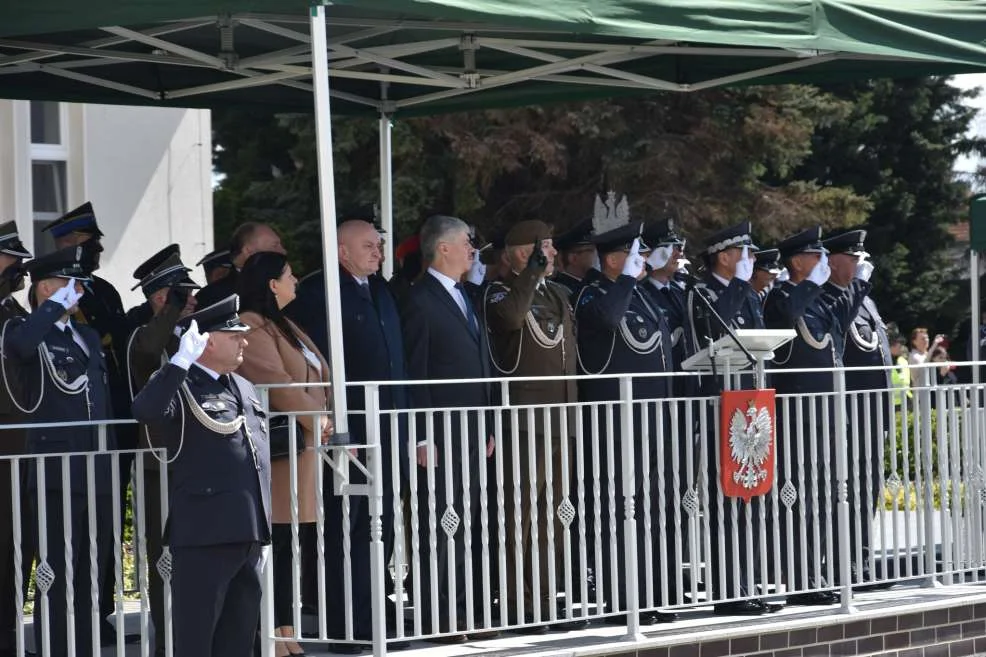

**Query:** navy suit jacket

left=401, top=273, right=493, bottom=449
left=132, top=363, right=272, bottom=547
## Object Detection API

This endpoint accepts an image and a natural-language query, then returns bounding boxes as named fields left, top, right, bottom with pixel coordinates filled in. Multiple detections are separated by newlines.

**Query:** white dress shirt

left=54, top=319, right=90, bottom=358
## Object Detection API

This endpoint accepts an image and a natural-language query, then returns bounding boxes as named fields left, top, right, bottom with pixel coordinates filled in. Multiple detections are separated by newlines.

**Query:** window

left=30, top=101, right=61, bottom=145
left=29, top=102, right=69, bottom=256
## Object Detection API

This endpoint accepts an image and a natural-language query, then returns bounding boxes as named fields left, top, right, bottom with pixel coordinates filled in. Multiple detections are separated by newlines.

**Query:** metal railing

left=1, top=362, right=984, bottom=657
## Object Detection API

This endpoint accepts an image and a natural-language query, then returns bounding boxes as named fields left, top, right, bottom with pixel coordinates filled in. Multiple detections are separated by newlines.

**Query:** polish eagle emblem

left=728, top=401, right=772, bottom=489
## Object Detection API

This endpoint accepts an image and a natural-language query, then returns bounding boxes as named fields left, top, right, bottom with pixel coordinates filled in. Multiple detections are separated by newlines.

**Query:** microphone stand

left=686, top=277, right=758, bottom=392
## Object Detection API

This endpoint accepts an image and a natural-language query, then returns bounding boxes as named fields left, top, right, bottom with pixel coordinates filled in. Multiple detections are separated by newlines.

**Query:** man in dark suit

left=132, top=295, right=272, bottom=657
left=4, top=245, right=116, bottom=657
left=126, top=245, right=199, bottom=657
left=42, top=202, right=139, bottom=639
left=289, top=217, right=409, bottom=650
left=575, top=192, right=677, bottom=625
left=822, top=229, right=889, bottom=588
left=0, top=222, right=32, bottom=657
left=195, top=222, right=285, bottom=308
left=764, top=226, right=871, bottom=605
left=402, top=214, right=495, bottom=642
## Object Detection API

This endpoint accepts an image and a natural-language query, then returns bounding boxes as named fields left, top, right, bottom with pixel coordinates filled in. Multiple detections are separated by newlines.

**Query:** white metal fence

left=3, top=363, right=986, bottom=657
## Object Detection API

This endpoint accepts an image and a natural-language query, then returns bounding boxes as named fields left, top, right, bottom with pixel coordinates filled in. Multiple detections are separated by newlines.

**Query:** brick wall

left=632, top=603, right=986, bottom=657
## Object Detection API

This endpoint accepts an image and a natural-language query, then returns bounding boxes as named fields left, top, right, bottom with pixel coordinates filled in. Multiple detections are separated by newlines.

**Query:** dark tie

left=454, top=283, right=479, bottom=336
left=357, top=281, right=372, bottom=301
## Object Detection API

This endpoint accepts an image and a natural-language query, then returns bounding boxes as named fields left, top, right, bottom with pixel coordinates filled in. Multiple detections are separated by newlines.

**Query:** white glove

left=855, top=256, right=874, bottom=282
left=169, top=320, right=210, bottom=370
left=646, top=245, right=674, bottom=271
left=49, top=277, right=84, bottom=310
left=777, top=267, right=790, bottom=283
left=621, top=238, right=645, bottom=278
left=807, top=253, right=831, bottom=286
left=467, top=258, right=486, bottom=286
left=734, top=246, right=754, bottom=282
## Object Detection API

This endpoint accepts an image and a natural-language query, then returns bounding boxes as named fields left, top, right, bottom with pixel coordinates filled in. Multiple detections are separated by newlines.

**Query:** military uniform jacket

left=4, top=299, right=115, bottom=491
left=127, top=301, right=182, bottom=470
left=0, top=296, right=28, bottom=455
left=575, top=273, right=673, bottom=402
left=485, top=268, right=578, bottom=409
left=78, top=275, right=132, bottom=420
left=131, top=363, right=272, bottom=548
left=763, top=278, right=870, bottom=394
left=551, top=271, right=584, bottom=301
left=824, top=286, right=891, bottom=393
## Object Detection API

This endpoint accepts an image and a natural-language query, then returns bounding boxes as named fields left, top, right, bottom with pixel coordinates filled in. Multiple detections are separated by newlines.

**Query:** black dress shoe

left=714, top=599, right=782, bottom=616
left=787, top=591, right=839, bottom=606
left=646, top=611, right=679, bottom=624
left=549, top=618, right=590, bottom=631
left=854, top=581, right=894, bottom=592
left=425, top=634, right=468, bottom=645
left=326, top=643, right=364, bottom=654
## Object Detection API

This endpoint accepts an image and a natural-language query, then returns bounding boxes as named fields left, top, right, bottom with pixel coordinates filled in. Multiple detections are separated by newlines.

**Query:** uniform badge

left=546, top=321, right=556, bottom=334
left=638, top=328, right=647, bottom=339
left=56, top=369, right=68, bottom=382
left=489, top=291, right=508, bottom=304
left=737, top=316, right=746, bottom=326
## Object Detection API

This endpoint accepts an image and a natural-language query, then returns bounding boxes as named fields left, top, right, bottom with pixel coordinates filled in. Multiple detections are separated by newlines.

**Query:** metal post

left=618, top=376, right=643, bottom=640
left=310, top=3, right=350, bottom=442
left=379, top=114, right=394, bottom=281
left=364, top=384, right=388, bottom=657
left=833, top=368, right=857, bottom=613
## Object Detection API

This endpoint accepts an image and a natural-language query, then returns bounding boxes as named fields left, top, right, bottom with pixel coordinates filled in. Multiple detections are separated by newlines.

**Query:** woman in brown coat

left=237, top=251, right=332, bottom=657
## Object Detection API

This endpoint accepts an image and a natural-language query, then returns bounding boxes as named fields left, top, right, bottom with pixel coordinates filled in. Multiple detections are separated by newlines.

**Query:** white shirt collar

left=647, top=277, right=669, bottom=290
left=712, top=272, right=731, bottom=288
left=54, top=318, right=73, bottom=332
left=428, top=267, right=459, bottom=293
left=193, top=362, right=222, bottom=381
left=352, top=274, right=369, bottom=286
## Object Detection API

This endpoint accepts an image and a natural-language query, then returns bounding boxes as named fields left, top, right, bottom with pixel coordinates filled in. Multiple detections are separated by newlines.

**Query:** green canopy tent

left=3, top=3, right=986, bottom=651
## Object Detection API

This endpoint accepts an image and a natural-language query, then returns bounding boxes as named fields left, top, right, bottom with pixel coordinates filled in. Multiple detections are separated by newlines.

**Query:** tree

left=791, top=77, right=986, bottom=334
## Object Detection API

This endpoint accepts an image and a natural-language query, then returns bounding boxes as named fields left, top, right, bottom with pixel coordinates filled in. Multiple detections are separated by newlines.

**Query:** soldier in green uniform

left=126, top=245, right=199, bottom=657
left=484, top=220, right=583, bottom=631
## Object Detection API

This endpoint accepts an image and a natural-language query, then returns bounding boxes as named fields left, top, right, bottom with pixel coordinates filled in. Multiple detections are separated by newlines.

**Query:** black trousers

left=171, top=542, right=263, bottom=657
left=30, top=489, right=112, bottom=657
left=141, top=467, right=167, bottom=656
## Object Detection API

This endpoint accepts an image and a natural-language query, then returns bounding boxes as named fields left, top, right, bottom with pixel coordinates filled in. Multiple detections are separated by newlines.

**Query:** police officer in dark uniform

left=751, top=249, right=783, bottom=302
left=575, top=193, right=677, bottom=624
left=821, top=229, right=888, bottom=588
left=684, top=221, right=780, bottom=616
left=197, top=249, right=233, bottom=287
left=763, top=226, right=871, bottom=605
left=552, top=219, right=595, bottom=300
left=131, top=296, right=272, bottom=657
left=641, top=218, right=691, bottom=391
left=41, top=202, right=138, bottom=637
left=0, top=222, right=31, bottom=657
left=126, top=245, right=199, bottom=657
left=484, top=220, right=584, bottom=629
left=4, top=245, right=115, bottom=657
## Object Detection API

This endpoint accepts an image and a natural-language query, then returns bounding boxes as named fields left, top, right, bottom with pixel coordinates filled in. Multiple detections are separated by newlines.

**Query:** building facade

left=0, top=101, right=213, bottom=308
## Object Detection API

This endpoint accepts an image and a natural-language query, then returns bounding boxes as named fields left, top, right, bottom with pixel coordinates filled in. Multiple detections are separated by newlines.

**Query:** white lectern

left=682, top=328, right=795, bottom=390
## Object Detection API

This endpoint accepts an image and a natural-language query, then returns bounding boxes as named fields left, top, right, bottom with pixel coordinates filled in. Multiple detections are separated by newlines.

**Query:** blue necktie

left=454, top=283, right=478, bottom=336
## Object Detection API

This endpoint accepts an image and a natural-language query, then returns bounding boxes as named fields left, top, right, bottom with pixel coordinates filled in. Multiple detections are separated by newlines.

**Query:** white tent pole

left=379, top=113, right=394, bottom=280
left=973, top=249, right=980, bottom=385
left=310, top=4, right=350, bottom=440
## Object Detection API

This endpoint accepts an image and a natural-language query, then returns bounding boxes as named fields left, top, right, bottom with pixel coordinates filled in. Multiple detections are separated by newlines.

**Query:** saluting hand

left=170, top=320, right=209, bottom=370
left=50, top=277, right=84, bottom=310
left=855, top=255, right=874, bottom=282
left=734, top=246, right=754, bottom=282
left=621, top=238, right=645, bottom=279
left=807, top=253, right=831, bottom=286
